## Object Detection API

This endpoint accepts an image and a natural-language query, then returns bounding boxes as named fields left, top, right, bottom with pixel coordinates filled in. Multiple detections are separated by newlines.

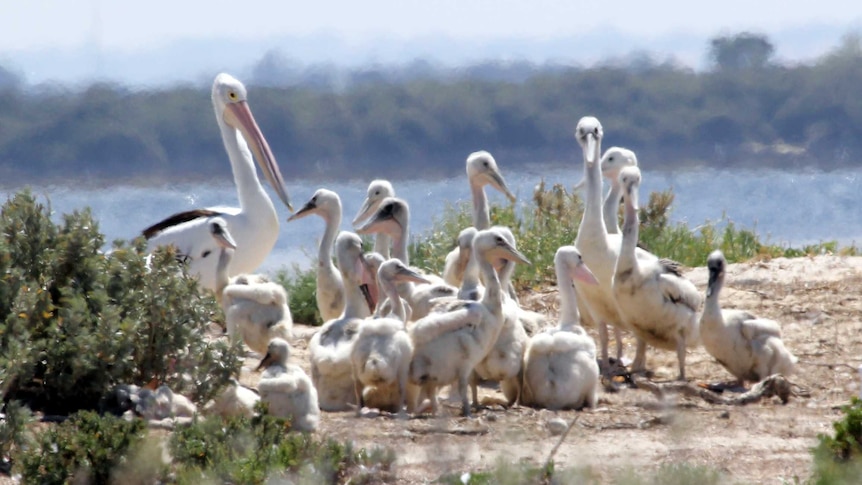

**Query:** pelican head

left=466, top=151, right=516, bottom=202
left=209, top=217, right=237, bottom=250
left=354, top=197, right=408, bottom=239
left=212, top=73, right=292, bottom=212
left=555, top=246, right=599, bottom=286
left=353, top=180, right=395, bottom=225
left=474, top=228, right=531, bottom=266
left=256, top=338, right=291, bottom=371
left=336, top=231, right=377, bottom=311
left=287, top=188, right=341, bottom=222
left=378, top=259, right=432, bottom=286
left=706, top=250, right=727, bottom=298
left=600, top=147, right=638, bottom=184
left=618, top=166, right=641, bottom=211
left=575, top=116, right=603, bottom=165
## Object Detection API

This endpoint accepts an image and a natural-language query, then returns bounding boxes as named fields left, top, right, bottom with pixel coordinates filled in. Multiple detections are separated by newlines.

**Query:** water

left=4, top=165, right=860, bottom=275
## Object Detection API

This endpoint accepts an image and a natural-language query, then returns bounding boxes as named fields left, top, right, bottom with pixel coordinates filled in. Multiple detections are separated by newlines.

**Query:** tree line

left=1, top=32, right=861, bottom=185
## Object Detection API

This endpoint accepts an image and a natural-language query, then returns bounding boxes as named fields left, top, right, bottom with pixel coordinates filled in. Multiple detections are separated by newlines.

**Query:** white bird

left=572, top=117, right=655, bottom=372
left=356, top=197, right=457, bottom=321
left=408, top=228, right=530, bottom=417
left=209, top=218, right=293, bottom=354
left=700, top=250, right=797, bottom=385
left=257, top=338, right=320, bottom=432
left=442, top=151, right=516, bottom=289
left=204, top=378, right=260, bottom=419
left=597, top=147, right=639, bottom=235
left=308, top=231, right=376, bottom=411
left=143, top=73, right=292, bottom=292
left=613, top=166, right=702, bottom=380
left=471, top=226, right=530, bottom=407
left=521, top=246, right=600, bottom=410
left=350, top=259, right=430, bottom=414
left=287, top=188, right=346, bottom=321
left=353, top=180, right=396, bottom=259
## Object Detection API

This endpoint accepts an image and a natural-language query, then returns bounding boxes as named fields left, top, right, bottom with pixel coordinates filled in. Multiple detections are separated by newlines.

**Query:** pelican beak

left=255, top=351, right=274, bottom=372
left=355, top=209, right=400, bottom=237
left=573, top=261, right=599, bottom=285
left=585, top=133, right=598, bottom=165
left=352, top=197, right=378, bottom=225
left=359, top=253, right=380, bottom=312
left=395, top=265, right=432, bottom=285
left=212, top=225, right=238, bottom=250
left=485, top=169, right=516, bottom=203
left=497, top=239, right=531, bottom=265
left=224, top=101, right=293, bottom=212
left=287, top=198, right=317, bottom=222
left=706, top=270, right=719, bottom=298
left=457, top=246, right=472, bottom=274
left=627, top=184, right=640, bottom=212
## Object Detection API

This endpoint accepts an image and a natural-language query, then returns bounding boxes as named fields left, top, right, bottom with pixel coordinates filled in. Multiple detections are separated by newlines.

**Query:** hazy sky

left=5, top=0, right=862, bottom=52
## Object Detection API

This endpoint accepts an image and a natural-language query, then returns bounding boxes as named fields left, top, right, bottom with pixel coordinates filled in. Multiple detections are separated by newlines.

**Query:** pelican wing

left=658, top=273, right=702, bottom=313
left=740, top=317, right=782, bottom=340
left=409, top=302, right=483, bottom=346
left=142, top=208, right=223, bottom=239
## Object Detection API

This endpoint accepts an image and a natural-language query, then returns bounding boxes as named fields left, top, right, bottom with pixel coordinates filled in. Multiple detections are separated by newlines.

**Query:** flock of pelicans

left=138, top=73, right=799, bottom=432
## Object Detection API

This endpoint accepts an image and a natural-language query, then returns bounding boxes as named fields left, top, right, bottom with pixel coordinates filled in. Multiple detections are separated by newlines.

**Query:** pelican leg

left=598, top=321, right=611, bottom=373
left=614, top=326, right=625, bottom=361
left=459, top=372, right=472, bottom=417
left=632, top=338, right=648, bottom=374
left=676, top=338, right=687, bottom=381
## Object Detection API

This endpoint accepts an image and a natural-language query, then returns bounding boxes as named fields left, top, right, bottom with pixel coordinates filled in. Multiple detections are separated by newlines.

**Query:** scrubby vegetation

left=0, top=190, right=243, bottom=414
left=809, top=397, right=862, bottom=484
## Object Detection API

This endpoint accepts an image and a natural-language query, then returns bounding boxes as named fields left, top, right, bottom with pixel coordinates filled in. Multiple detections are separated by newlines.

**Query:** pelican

left=287, top=189, right=345, bottom=322
left=613, top=166, right=701, bottom=380
left=701, top=250, right=797, bottom=386
left=442, top=151, right=516, bottom=290
left=597, top=147, right=638, bottom=235
left=572, top=117, right=656, bottom=372
left=353, top=180, right=396, bottom=259
left=355, top=197, right=457, bottom=321
left=521, top=246, right=600, bottom=410
left=142, top=73, right=292, bottom=292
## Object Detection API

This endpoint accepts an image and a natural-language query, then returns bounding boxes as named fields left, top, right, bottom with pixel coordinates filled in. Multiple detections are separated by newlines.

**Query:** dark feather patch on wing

left=142, top=209, right=223, bottom=239
left=659, top=258, right=685, bottom=277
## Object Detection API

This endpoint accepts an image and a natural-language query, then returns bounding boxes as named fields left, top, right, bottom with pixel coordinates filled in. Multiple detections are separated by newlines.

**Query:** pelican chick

left=353, top=180, right=396, bottom=259
left=701, top=250, right=797, bottom=386
left=257, top=338, right=320, bottom=432
left=612, top=166, right=702, bottom=380
left=521, top=246, right=600, bottom=410
left=288, top=189, right=347, bottom=321
left=408, top=228, right=530, bottom=417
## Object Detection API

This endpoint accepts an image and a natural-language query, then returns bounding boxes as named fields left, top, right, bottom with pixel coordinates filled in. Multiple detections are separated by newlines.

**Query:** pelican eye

left=228, top=91, right=238, bottom=101
left=483, top=161, right=489, bottom=167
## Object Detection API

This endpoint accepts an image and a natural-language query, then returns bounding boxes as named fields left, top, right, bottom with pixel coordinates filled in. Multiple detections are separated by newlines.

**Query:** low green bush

left=0, top=190, right=242, bottom=414
left=169, top=412, right=396, bottom=484
left=17, top=410, right=148, bottom=485
left=809, top=397, right=862, bottom=484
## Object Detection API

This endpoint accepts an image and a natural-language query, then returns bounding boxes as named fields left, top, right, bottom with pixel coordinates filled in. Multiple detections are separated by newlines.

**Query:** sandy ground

left=249, top=254, right=862, bottom=484
left=4, top=255, right=860, bottom=484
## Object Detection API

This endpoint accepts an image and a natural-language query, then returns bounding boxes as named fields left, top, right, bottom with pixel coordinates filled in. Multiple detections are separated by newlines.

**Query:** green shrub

left=169, top=413, right=395, bottom=484
left=810, top=397, right=862, bottom=484
left=17, top=410, right=148, bottom=485
left=0, top=400, right=32, bottom=468
left=0, top=190, right=242, bottom=414
left=275, top=264, right=322, bottom=326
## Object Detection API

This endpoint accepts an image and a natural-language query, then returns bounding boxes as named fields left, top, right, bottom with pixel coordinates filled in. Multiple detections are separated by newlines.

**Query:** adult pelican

left=143, top=73, right=292, bottom=291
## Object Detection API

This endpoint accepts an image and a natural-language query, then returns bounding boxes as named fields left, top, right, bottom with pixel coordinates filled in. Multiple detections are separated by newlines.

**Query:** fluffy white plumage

left=408, top=228, right=530, bottom=416
left=308, top=232, right=373, bottom=411
left=521, top=246, right=600, bottom=410
left=612, top=166, right=702, bottom=380
left=700, top=250, right=797, bottom=384
left=257, top=338, right=320, bottom=432
left=288, top=188, right=346, bottom=321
